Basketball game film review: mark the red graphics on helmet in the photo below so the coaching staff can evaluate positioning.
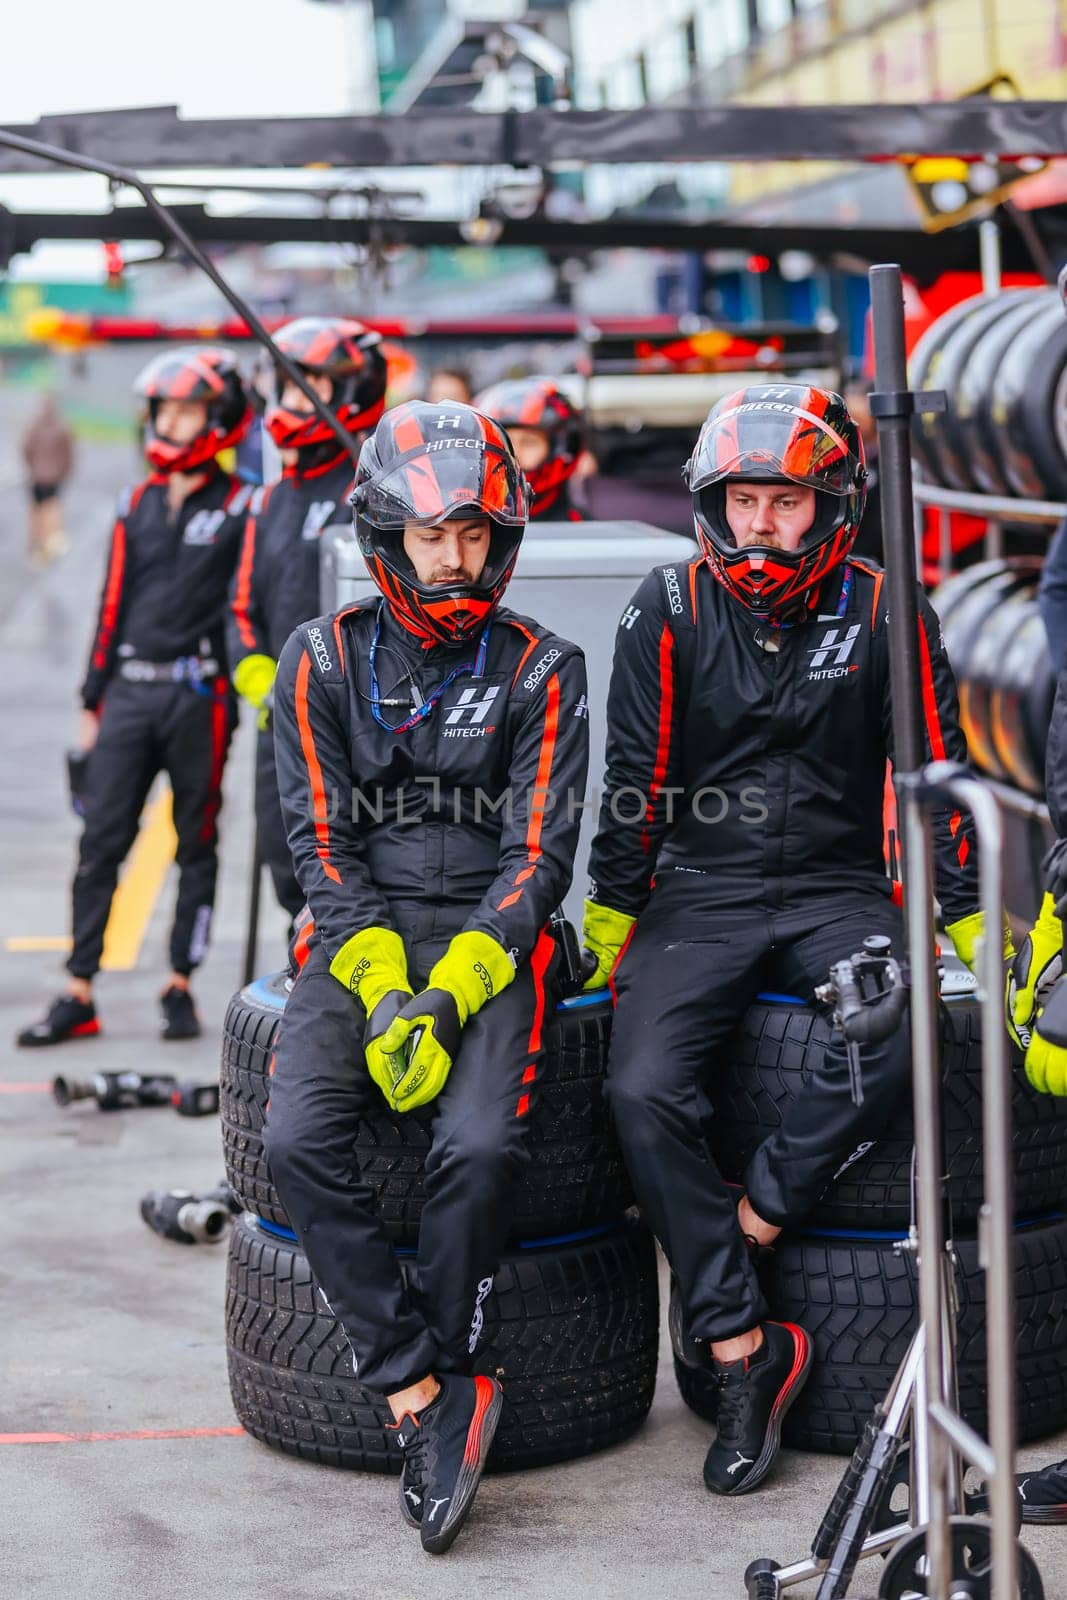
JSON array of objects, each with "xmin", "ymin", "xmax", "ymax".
[
  {"xmin": 351, "ymin": 401, "xmax": 528, "ymax": 645},
  {"xmin": 684, "ymin": 384, "xmax": 867, "ymax": 619},
  {"xmin": 265, "ymin": 316, "xmax": 388, "ymax": 451},
  {"xmin": 474, "ymin": 377, "xmax": 583, "ymax": 515},
  {"xmin": 136, "ymin": 346, "xmax": 250, "ymax": 475}
]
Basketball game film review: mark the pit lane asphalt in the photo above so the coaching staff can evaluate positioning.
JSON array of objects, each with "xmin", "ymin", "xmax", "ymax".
[{"xmin": 2, "ymin": 428, "xmax": 1066, "ymax": 1600}]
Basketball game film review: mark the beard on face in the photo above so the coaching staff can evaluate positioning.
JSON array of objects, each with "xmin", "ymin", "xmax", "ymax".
[
  {"xmin": 427, "ymin": 566, "xmax": 478, "ymax": 584},
  {"xmin": 735, "ymin": 531, "xmax": 793, "ymax": 550}
]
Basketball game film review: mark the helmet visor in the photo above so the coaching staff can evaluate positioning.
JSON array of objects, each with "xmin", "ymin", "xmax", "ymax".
[
  {"xmin": 687, "ymin": 400, "xmax": 859, "ymax": 497},
  {"xmin": 358, "ymin": 441, "xmax": 528, "ymax": 528}
]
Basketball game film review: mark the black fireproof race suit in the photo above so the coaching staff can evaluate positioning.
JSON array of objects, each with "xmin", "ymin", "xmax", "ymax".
[
  {"xmin": 588, "ymin": 552, "xmax": 980, "ymax": 1343},
  {"xmin": 264, "ymin": 599, "xmax": 588, "ymax": 1392},
  {"xmin": 70, "ymin": 470, "xmax": 249, "ymax": 980},
  {"xmin": 228, "ymin": 452, "xmax": 355, "ymax": 918}
]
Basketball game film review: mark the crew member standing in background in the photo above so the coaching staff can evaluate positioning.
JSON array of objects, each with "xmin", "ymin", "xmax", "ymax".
[
  {"xmin": 475, "ymin": 377, "xmax": 589, "ymax": 522},
  {"xmin": 228, "ymin": 316, "xmax": 388, "ymax": 924},
  {"xmin": 17, "ymin": 347, "xmax": 251, "ymax": 1047}
]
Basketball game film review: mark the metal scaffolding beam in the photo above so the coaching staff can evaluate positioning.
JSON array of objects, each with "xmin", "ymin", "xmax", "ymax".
[
  {"xmin": 2, "ymin": 100, "xmax": 1067, "ymax": 171},
  {"xmin": 0, "ymin": 203, "xmax": 1042, "ymax": 283}
]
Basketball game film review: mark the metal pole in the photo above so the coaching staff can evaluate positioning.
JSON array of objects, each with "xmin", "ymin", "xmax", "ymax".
[
  {"xmin": 951, "ymin": 772, "xmax": 1017, "ymax": 1600},
  {"xmin": 868, "ymin": 262, "xmax": 952, "ymax": 1599},
  {"xmin": 980, "ymin": 219, "xmax": 1002, "ymax": 296}
]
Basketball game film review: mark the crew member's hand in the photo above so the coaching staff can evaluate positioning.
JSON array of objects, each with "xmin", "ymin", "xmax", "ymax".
[
  {"xmin": 580, "ymin": 898, "xmax": 637, "ymax": 990},
  {"xmin": 1025, "ymin": 976, "xmax": 1067, "ymax": 1096},
  {"xmin": 329, "ymin": 927, "xmax": 414, "ymax": 1104},
  {"xmin": 1044, "ymin": 837, "xmax": 1067, "ymax": 920},
  {"xmin": 1006, "ymin": 893, "xmax": 1063, "ymax": 1051},
  {"xmin": 232, "ymin": 652, "xmax": 278, "ymax": 731},
  {"xmin": 944, "ymin": 909, "xmax": 1014, "ymax": 975},
  {"xmin": 78, "ymin": 708, "xmax": 100, "ymax": 752},
  {"xmin": 379, "ymin": 931, "xmax": 516, "ymax": 1112},
  {"xmin": 363, "ymin": 990, "xmax": 416, "ymax": 1105}
]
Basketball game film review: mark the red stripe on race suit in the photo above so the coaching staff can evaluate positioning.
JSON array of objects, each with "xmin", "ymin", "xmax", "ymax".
[
  {"xmin": 295, "ymin": 651, "xmax": 341, "ymax": 884},
  {"xmin": 641, "ymin": 624, "xmax": 675, "ymax": 855}
]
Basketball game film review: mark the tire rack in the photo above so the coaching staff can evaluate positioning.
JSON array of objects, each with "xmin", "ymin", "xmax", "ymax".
[{"xmin": 914, "ymin": 478, "xmax": 1059, "ymax": 839}]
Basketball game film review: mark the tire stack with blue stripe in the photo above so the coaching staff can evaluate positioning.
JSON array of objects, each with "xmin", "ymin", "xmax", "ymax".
[
  {"xmin": 673, "ymin": 959, "xmax": 1067, "ymax": 1455},
  {"xmin": 220, "ymin": 972, "xmax": 659, "ymax": 1473}
]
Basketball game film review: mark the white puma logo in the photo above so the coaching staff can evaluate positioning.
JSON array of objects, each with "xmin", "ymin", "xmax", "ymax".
[
  {"xmin": 428, "ymin": 1495, "xmax": 450, "ymax": 1521},
  {"xmin": 404, "ymin": 1486, "xmax": 422, "ymax": 1507},
  {"xmin": 727, "ymin": 1452, "xmax": 755, "ymax": 1475}
]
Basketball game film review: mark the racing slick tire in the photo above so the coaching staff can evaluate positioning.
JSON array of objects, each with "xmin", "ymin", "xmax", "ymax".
[
  {"xmin": 226, "ymin": 1211, "xmax": 659, "ymax": 1473},
  {"xmin": 990, "ymin": 603, "xmax": 1056, "ymax": 795},
  {"xmin": 957, "ymin": 588, "xmax": 1036, "ymax": 783},
  {"xmin": 923, "ymin": 291, "xmax": 1037, "ymax": 492},
  {"xmin": 673, "ymin": 1213, "xmax": 1067, "ymax": 1455},
  {"xmin": 219, "ymin": 973, "xmax": 631, "ymax": 1244},
  {"xmin": 934, "ymin": 560, "xmax": 1043, "ymax": 695},
  {"xmin": 990, "ymin": 294, "xmax": 1067, "ymax": 500},
  {"xmin": 909, "ymin": 294, "xmax": 991, "ymax": 486},
  {"xmin": 710, "ymin": 989, "xmax": 1067, "ymax": 1229},
  {"xmin": 955, "ymin": 295, "xmax": 1051, "ymax": 496}
]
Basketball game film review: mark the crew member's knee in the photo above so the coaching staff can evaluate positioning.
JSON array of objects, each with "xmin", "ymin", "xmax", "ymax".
[
  {"xmin": 603, "ymin": 1060, "xmax": 670, "ymax": 1152},
  {"xmin": 261, "ymin": 1096, "xmax": 314, "ymax": 1189},
  {"xmin": 428, "ymin": 1108, "xmax": 525, "ymax": 1200}
]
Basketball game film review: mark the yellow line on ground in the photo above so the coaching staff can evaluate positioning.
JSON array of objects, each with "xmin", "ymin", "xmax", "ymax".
[
  {"xmin": 5, "ymin": 936, "xmax": 72, "ymax": 952},
  {"xmin": 100, "ymin": 788, "xmax": 177, "ymax": 972}
]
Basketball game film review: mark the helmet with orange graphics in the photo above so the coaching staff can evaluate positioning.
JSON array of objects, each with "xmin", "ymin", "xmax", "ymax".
[
  {"xmin": 350, "ymin": 400, "xmax": 529, "ymax": 645},
  {"xmin": 683, "ymin": 383, "xmax": 867, "ymax": 619}
]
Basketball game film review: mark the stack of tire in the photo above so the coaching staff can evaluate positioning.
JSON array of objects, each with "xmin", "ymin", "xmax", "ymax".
[
  {"xmin": 909, "ymin": 287, "xmax": 1067, "ymax": 500},
  {"xmin": 220, "ymin": 972, "xmax": 659, "ymax": 1475},
  {"xmin": 928, "ymin": 558, "xmax": 1054, "ymax": 797},
  {"xmin": 673, "ymin": 964, "xmax": 1067, "ymax": 1454}
]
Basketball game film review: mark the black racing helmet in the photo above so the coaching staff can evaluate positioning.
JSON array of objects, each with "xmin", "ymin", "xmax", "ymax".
[{"xmin": 350, "ymin": 400, "xmax": 529, "ymax": 645}]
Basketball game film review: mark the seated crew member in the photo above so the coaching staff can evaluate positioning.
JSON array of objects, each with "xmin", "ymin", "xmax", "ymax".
[
  {"xmin": 581, "ymin": 383, "xmax": 983, "ymax": 1496},
  {"xmin": 988, "ymin": 652, "xmax": 1067, "ymax": 1521},
  {"xmin": 228, "ymin": 316, "xmax": 387, "ymax": 922},
  {"xmin": 263, "ymin": 400, "xmax": 588, "ymax": 1555},
  {"xmin": 18, "ymin": 348, "xmax": 252, "ymax": 1046},
  {"xmin": 475, "ymin": 377, "xmax": 588, "ymax": 522}
]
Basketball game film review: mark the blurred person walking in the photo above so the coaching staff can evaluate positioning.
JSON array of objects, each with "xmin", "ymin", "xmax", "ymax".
[
  {"xmin": 21, "ymin": 393, "xmax": 75, "ymax": 567},
  {"xmin": 17, "ymin": 348, "xmax": 252, "ymax": 1048}
]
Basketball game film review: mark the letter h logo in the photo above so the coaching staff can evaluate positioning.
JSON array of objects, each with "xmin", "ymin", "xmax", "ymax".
[
  {"xmin": 808, "ymin": 623, "xmax": 861, "ymax": 670},
  {"xmin": 444, "ymin": 685, "xmax": 500, "ymax": 725}
]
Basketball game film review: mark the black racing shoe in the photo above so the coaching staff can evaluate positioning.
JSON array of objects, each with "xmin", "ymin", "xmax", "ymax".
[
  {"xmin": 703, "ymin": 1321, "xmax": 813, "ymax": 1496},
  {"xmin": 394, "ymin": 1374, "xmax": 503, "ymax": 1555},
  {"xmin": 969, "ymin": 1459, "xmax": 1067, "ymax": 1525},
  {"xmin": 389, "ymin": 1414, "xmax": 428, "ymax": 1529},
  {"xmin": 16, "ymin": 993, "xmax": 99, "ymax": 1048},
  {"xmin": 160, "ymin": 986, "xmax": 201, "ymax": 1041}
]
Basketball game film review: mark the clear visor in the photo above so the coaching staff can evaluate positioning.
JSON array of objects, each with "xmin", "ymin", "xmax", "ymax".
[
  {"xmin": 358, "ymin": 442, "xmax": 528, "ymax": 528},
  {"xmin": 688, "ymin": 403, "xmax": 858, "ymax": 497}
]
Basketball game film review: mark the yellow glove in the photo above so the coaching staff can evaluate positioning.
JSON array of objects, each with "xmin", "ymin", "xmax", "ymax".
[
  {"xmin": 329, "ymin": 927, "xmax": 414, "ymax": 1105},
  {"xmin": 944, "ymin": 910, "xmax": 1013, "ymax": 974},
  {"xmin": 1024, "ymin": 975, "xmax": 1067, "ymax": 1096},
  {"xmin": 581, "ymin": 898, "xmax": 637, "ymax": 990},
  {"xmin": 377, "ymin": 931, "xmax": 516, "ymax": 1113},
  {"xmin": 1006, "ymin": 893, "xmax": 1064, "ymax": 1052},
  {"xmin": 233, "ymin": 652, "xmax": 277, "ymax": 731}
]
